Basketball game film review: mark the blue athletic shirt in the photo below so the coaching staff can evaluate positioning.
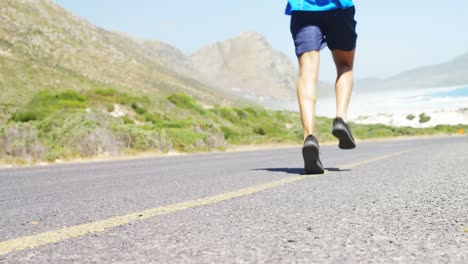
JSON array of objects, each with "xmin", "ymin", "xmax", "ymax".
[{"xmin": 285, "ymin": 0, "xmax": 354, "ymax": 15}]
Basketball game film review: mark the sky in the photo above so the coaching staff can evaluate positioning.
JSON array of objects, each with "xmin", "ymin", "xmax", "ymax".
[{"xmin": 56, "ymin": 0, "xmax": 468, "ymax": 83}]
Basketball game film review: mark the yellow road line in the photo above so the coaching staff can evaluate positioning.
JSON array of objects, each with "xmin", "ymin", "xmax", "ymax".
[
  {"xmin": 0, "ymin": 150, "xmax": 411, "ymax": 256},
  {"xmin": 0, "ymin": 176, "xmax": 309, "ymax": 255}
]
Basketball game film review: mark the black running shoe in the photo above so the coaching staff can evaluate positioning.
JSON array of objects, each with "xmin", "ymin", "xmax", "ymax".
[
  {"xmin": 302, "ymin": 135, "xmax": 325, "ymax": 175},
  {"xmin": 332, "ymin": 117, "xmax": 356, "ymax": 149}
]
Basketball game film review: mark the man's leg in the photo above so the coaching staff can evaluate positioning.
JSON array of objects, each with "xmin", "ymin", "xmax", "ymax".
[
  {"xmin": 298, "ymin": 50, "xmax": 324, "ymax": 174},
  {"xmin": 297, "ymin": 50, "xmax": 320, "ymax": 140},
  {"xmin": 331, "ymin": 49, "xmax": 356, "ymax": 149},
  {"xmin": 332, "ymin": 49, "xmax": 355, "ymax": 121}
]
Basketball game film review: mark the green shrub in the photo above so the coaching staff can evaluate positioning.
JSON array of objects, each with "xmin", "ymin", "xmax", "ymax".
[
  {"xmin": 57, "ymin": 90, "xmax": 86, "ymax": 102},
  {"xmin": 220, "ymin": 126, "xmax": 239, "ymax": 140},
  {"xmin": 243, "ymin": 107, "xmax": 267, "ymax": 118},
  {"xmin": 115, "ymin": 126, "xmax": 165, "ymax": 152},
  {"xmin": 367, "ymin": 128, "xmax": 394, "ymax": 138},
  {"xmin": 121, "ymin": 116, "xmax": 134, "ymax": 125},
  {"xmin": 143, "ymin": 112, "xmax": 163, "ymax": 124},
  {"xmin": 419, "ymin": 113, "xmax": 431, "ymax": 123},
  {"xmin": 86, "ymin": 88, "xmax": 118, "ymax": 105},
  {"xmin": 406, "ymin": 114, "xmax": 415, "ymax": 121},
  {"xmin": 117, "ymin": 93, "xmax": 151, "ymax": 115},
  {"xmin": 432, "ymin": 125, "xmax": 457, "ymax": 134},
  {"xmin": 0, "ymin": 123, "xmax": 45, "ymax": 160},
  {"xmin": 234, "ymin": 108, "xmax": 248, "ymax": 120},
  {"xmin": 274, "ymin": 111, "xmax": 289, "ymax": 123},
  {"xmin": 137, "ymin": 124, "xmax": 156, "ymax": 131},
  {"xmin": 11, "ymin": 90, "xmax": 87, "ymax": 122},
  {"xmin": 254, "ymin": 121, "xmax": 286, "ymax": 136},
  {"xmin": 106, "ymin": 104, "xmax": 115, "ymax": 112},
  {"xmin": 141, "ymin": 112, "xmax": 192, "ymax": 129},
  {"xmin": 38, "ymin": 110, "xmax": 126, "ymax": 157},
  {"xmin": 43, "ymin": 151, "xmax": 61, "ymax": 162},
  {"xmin": 158, "ymin": 120, "xmax": 192, "ymax": 129},
  {"xmin": 164, "ymin": 128, "xmax": 204, "ymax": 152},
  {"xmin": 12, "ymin": 111, "xmax": 39, "ymax": 122},
  {"xmin": 131, "ymin": 101, "xmax": 146, "ymax": 115},
  {"xmin": 212, "ymin": 107, "xmax": 239, "ymax": 123},
  {"xmin": 168, "ymin": 93, "xmax": 205, "ymax": 114},
  {"xmin": 94, "ymin": 88, "xmax": 117, "ymax": 97},
  {"xmin": 393, "ymin": 126, "xmax": 417, "ymax": 135},
  {"xmin": 253, "ymin": 127, "xmax": 266, "ymax": 136}
]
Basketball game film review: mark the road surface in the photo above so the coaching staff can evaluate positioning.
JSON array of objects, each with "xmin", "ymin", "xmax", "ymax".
[{"xmin": 0, "ymin": 136, "xmax": 467, "ymax": 263}]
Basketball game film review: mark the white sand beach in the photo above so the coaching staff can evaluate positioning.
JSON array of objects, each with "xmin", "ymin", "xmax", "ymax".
[{"xmin": 351, "ymin": 108, "xmax": 468, "ymax": 128}]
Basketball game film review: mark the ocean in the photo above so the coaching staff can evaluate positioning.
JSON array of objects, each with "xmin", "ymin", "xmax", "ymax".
[
  {"xmin": 279, "ymin": 85, "xmax": 468, "ymax": 117},
  {"xmin": 348, "ymin": 85, "xmax": 468, "ymax": 117},
  {"xmin": 429, "ymin": 86, "xmax": 468, "ymax": 98}
]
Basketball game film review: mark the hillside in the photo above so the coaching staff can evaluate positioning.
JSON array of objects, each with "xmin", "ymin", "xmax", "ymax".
[
  {"xmin": 0, "ymin": 0, "xmax": 335, "ymax": 113},
  {"xmin": 0, "ymin": 0, "xmax": 237, "ymax": 109},
  {"xmin": 355, "ymin": 51, "xmax": 468, "ymax": 91}
]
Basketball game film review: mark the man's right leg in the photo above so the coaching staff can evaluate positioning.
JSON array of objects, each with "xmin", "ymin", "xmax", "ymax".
[{"xmin": 297, "ymin": 50, "xmax": 320, "ymax": 140}]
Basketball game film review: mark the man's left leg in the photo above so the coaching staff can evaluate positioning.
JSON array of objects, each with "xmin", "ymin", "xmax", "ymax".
[
  {"xmin": 332, "ymin": 49, "xmax": 356, "ymax": 149},
  {"xmin": 333, "ymin": 49, "xmax": 355, "ymax": 121}
]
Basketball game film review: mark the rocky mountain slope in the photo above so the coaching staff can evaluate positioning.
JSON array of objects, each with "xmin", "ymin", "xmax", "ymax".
[
  {"xmin": 191, "ymin": 32, "xmax": 332, "ymax": 104},
  {"xmin": 191, "ymin": 32, "xmax": 297, "ymax": 100}
]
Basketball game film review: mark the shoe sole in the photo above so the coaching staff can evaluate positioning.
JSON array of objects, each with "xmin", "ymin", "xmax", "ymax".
[
  {"xmin": 302, "ymin": 144, "xmax": 324, "ymax": 174},
  {"xmin": 332, "ymin": 124, "xmax": 356, "ymax": 150}
]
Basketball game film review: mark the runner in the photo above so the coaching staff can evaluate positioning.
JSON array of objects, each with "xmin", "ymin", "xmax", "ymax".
[{"xmin": 286, "ymin": 0, "xmax": 357, "ymax": 174}]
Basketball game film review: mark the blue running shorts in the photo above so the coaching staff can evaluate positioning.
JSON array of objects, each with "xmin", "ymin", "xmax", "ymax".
[{"xmin": 290, "ymin": 7, "xmax": 357, "ymax": 56}]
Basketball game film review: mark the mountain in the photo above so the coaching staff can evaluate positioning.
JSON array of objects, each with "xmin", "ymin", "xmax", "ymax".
[
  {"xmin": 356, "ymin": 52, "xmax": 468, "ymax": 92},
  {"xmin": 190, "ymin": 32, "xmax": 332, "ymax": 106},
  {"xmin": 0, "ymin": 0, "xmax": 333, "ymax": 112},
  {"xmin": 191, "ymin": 32, "xmax": 297, "ymax": 100},
  {"xmin": 0, "ymin": 0, "xmax": 236, "ymax": 107}
]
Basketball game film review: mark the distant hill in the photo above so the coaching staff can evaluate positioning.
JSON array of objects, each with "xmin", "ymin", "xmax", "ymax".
[
  {"xmin": 191, "ymin": 32, "xmax": 297, "ymax": 100},
  {"xmin": 191, "ymin": 31, "xmax": 332, "ymax": 105},
  {"xmin": 355, "ymin": 52, "xmax": 468, "ymax": 92}
]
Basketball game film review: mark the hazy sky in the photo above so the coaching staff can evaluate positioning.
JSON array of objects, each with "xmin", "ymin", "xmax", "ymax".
[{"xmin": 56, "ymin": 0, "xmax": 468, "ymax": 82}]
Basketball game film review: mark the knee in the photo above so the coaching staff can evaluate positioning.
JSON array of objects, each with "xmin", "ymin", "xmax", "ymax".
[{"xmin": 337, "ymin": 64, "xmax": 353, "ymax": 76}]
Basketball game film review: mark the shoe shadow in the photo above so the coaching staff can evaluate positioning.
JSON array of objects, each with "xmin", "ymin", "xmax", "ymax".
[
  {"xmin": 253, "ymin": 168, "xmax": 304, "ymax": 175},
  {"xmin": 325, "ymin": 167, "xmax": 351, "ymax": 172},
  {"xmin": 253, "ymin": 167, "xmax": 351, "ymax": 175}
]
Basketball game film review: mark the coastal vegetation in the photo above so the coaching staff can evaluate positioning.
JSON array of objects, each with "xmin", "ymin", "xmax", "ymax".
[{"xmin": 1, "ymin": 89, "xmax": 466, "ymax": 165}]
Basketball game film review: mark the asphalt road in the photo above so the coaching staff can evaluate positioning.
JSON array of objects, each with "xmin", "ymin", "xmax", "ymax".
[{"xmin": 0, "ymin": 136, "xmax": 467, "ymax": 263}]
